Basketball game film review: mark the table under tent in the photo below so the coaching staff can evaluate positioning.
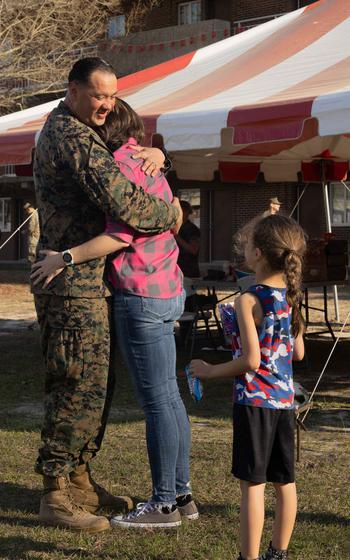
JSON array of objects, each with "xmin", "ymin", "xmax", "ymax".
[{"xmin": 0, "ymin": 0, "xmax": 349, "ymax": 429}]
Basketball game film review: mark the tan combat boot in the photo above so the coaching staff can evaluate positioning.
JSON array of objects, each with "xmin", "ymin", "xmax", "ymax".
[
  {"xmin": 70, "ymin": 463, "xmax": 133, "ymax": 513},
  {"xmin": 40, "ymin": 475, "xmax": 110, "ymax": 533}
]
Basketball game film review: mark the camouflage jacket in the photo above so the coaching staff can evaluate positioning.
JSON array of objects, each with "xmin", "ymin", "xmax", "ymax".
[{"xmin": 32, "ymin": 102, "xmax": 178, "ymax": 298}]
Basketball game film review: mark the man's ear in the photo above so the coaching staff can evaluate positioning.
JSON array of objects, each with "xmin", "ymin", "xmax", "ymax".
[{"xmin": 68, "ymin": 81, "xmax": 79, "ymax": 101}]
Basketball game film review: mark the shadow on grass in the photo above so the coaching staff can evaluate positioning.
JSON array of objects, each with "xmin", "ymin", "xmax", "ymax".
[
  {"xmin": 311, "ymin": 394, "xmax": 350, "ymax": 405},
  {"xmin": 0, "ymin": 515, "xmax": 41, "ymax": 530},
  {"xmin": 0, "ymin": 482, "xmax": 40, "ymax": 514},
  {"xmin": 0, "ymin": 318, "xmax": 37, "ymax": 330},
  {"xmin": 265, "ymin": 508, "xmax": 350, "ymax": 527},
  {"xmin": 295, "ymin": 509, "xmax": 350, "ymax": 526},
  {"xmin": 199, "ymin": 503, "xmax": 350, "ymax": 527},
  {"xmin": 198, "ymin": 503, "xmax": 239, "ymax": 517},
  {"xmin": 0, "ymin": 535, "xmax": 99, "ymax": 559},
  {"xmin": 1, "ymin": 328, "xmax": 350, "ymax": 432}
]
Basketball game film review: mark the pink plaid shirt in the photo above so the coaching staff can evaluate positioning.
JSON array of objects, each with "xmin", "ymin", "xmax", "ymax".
[{"xmin": 105, "ymin": 138, "xmax": 183, "ymax": 298}]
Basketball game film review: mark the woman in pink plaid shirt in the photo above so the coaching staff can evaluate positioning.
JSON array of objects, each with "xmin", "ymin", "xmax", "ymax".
[{"xmin": 31, "ymin": 99, "xmax": 198, "ymax": 529}]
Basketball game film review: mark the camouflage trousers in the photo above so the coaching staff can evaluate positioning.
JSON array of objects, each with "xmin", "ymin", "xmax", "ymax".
[{"xmin": 34, "ymin": 295, "xmax": 115, "ymax": 477}]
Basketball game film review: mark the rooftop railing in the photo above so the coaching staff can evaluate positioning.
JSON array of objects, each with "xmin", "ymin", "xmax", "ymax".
[{"xmin": 233, "ymin": 13, "xmax": 287, "ymax": 34}]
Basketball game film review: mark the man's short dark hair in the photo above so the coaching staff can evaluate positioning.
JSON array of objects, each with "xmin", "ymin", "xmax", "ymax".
[{"xmin": 68, "ymin": 57, "xmax": 117, "ymax": 84}]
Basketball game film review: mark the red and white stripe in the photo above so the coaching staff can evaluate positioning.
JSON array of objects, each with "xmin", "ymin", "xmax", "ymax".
[{"xmin": 0, "ymin": 0, "xmax": 349, "ymax": 181}]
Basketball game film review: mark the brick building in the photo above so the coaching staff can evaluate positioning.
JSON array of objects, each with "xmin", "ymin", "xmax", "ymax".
[
  {"xmin": 101, "ymin": 1, "xmax": 315, "ymax": 77},
  {"xmin": 142, "ymin": 0, "xmax": 312, "ymax": 31},
  {"xmin": 103, "ymin": 0, "xmax": 346, "ymax": 265},
  {"xmin": 1, "ymin": 0, "xmax": 348, "ymax": 263},
  {"xmin": 97, "ymin": 0, "xmax": 343, "ymax": 266}
]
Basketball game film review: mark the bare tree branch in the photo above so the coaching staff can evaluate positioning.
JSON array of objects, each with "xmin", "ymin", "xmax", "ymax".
[{"xmin": 0, "ymin": 0, "xmax": 162, "ymax": 115}]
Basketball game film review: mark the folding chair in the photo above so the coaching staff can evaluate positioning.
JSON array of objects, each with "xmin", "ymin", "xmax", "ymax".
[{"xmin": 178, "ymin": 293, "xmax": 220, "ymax": 357}]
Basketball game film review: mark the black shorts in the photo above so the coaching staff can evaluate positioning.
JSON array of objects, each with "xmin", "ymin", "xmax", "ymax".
[{"xmin": 232, "ymin": 404, "xmax": 295, "ymax": 484}]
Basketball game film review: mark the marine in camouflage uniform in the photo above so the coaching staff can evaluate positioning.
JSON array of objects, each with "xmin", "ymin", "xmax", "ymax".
[{"xmin": 32, "ymin": 101, "xmax": 178, "ymax": 479}]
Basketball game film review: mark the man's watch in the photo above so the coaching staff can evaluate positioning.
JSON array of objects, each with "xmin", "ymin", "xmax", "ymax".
[
  {"xmin": 62, "ymin": 249, "xmax": 74, "ymax": 266},
  {"xmin": 159, "ymin": 147, "xmax": 172, "ymax": 174}
]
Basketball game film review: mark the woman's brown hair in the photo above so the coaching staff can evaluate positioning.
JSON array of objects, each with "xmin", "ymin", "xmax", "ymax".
[
  {"xmin": 252, "ymin": 215, "xmax": 307, "ymax": 337},
  {"xmin": 100, "ymin": 98, "xmax": 145, "ymax": 151}
]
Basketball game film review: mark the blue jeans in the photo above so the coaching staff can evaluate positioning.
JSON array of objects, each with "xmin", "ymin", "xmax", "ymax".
[{"xmin": 113, "ymin": 289, "xmax": 191, "ymax": 505}]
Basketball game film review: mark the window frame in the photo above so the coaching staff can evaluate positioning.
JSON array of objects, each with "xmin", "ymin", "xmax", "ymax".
[
  {"xmin": 0, "ymin": 197, "xmax": 12, "ymax": 233},
  {"xmin": 178, "ymin": 1, "xmax": 202, "ymax": 26},
  {"xmin": 107, "ymin": 14, "xmax": 126, "ymax": 38},
  {"xmin": 329, "ymin": 182, "xmax": 350, "ymax": 227}
]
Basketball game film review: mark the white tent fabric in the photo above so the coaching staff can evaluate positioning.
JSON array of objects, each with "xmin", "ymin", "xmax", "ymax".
[{"xmin": 0, "ymin": 0, "xmax": 349, "ymax": 182}]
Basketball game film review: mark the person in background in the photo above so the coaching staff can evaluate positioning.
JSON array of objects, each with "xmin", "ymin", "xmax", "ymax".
[
  {"xmin": 174, "ymin": 200, "xmax": 201, "ymax": 341},
  {"xmin": 232, "ymin": 198, "xmax": 282, "ymax": 276},
  {"xmin": 190, "ymin": 214, "xmax": 306, "ymax": 560},
  {"xmin": 175, "ymin": 200, "xmax": 200, "ymax": 279},
  {"xmin": 262, "ymin": 197, "xmax": 282, "ymax": 218},
  {"xmin": 23, "ymin": 202, "xmax": 40, "ymax": 263}
]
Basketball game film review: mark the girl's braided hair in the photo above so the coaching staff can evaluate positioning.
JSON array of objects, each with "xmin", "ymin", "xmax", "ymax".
[{"xmin": 252, "ymin": 214, "xmax": 307, "ymax": 337}]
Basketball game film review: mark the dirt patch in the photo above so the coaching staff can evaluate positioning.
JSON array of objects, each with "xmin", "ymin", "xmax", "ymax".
[{"xmin": 0, "ymin": 273, "xmax": 36, "ymax": 322}]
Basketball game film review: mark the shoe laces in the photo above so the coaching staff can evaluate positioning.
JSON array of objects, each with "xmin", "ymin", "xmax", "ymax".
[
  {"xmin": 124, "ymin": 501, "xmax": 158, "ymax": 520},
  {"xmin": 68, "ymin": 494, "xmax": 88, "ymax": 514},
  {"xmin": 64, "ymin": 485, "xmax": 88, "ymax": 514},
  {"xmin": 56, "ymin": 486, "xmax": 88, "ymax": 515}
]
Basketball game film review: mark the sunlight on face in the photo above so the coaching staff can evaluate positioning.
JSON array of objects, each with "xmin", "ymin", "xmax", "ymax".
[{"xmin": 71, "ymin": 70, "xmax": 118, "ymax": 127}]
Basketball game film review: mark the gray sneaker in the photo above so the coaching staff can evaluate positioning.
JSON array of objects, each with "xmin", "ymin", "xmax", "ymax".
[
  {"xmin": 176, "ymin": 495, "xmax": 199, "ymax": 520},
  {"xmin": 110, "ymin": 501, "xmax": 182, "ymax": 529}
]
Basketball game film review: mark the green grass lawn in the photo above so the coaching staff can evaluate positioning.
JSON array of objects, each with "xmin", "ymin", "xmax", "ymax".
[{"xmin": 0, "ymin": 326, "xmax": 349, "ymax": 560}]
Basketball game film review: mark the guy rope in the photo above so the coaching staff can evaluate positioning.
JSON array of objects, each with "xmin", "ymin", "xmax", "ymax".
[{"xmin": 0, "ymin": 209, "xmax": 38, "ymax": 253}]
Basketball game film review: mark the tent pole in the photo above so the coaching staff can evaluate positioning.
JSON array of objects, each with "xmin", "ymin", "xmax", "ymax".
[
  {"xmin": 322, "ymin": 180, "xmax": 340, "ymax": 322},
  {"xmin": 209, "ymin": 190, "xmax": 212, "ymax": 263}
]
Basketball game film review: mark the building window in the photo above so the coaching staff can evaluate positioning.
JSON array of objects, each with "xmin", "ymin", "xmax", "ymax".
[
  {"xmin": 178, "ymin": 1, "xmax": 202, "ymax": 26},
  {"xmin": 107, "ymin": 14, "xmax": 126, "ymax": 38},
  {"xmin": 0, "ymin": 198, "xmax": 11, "ymax": 232},
  {"xmin": 330, "ymin": 182, "xmax": 350, "ymax": 226}
]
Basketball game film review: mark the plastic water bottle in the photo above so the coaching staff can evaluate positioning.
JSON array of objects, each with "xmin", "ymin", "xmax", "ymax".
[{"xmin": 184, "ymin": 365, "xmax": 203, "ymax": 402}]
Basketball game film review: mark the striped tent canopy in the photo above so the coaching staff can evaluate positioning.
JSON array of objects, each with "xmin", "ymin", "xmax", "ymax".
[{"xmin": 0, "ymin": 0, "xmax": 349, "ymax": 183}]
